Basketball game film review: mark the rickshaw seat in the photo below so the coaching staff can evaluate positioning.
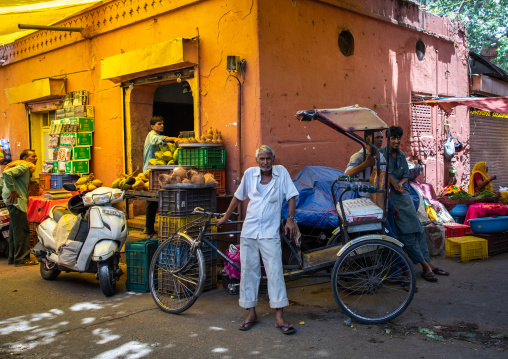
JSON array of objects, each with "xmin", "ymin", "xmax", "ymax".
[{"xmin": 337, "ymin": 197, "xmax": 383, "ymax": 233}]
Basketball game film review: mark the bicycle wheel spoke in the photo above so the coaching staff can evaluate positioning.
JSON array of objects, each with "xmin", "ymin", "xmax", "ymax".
[
  {"xmin": 149, "ymin": 234, "xmax": 205, "ymax": 314},
  {"xmin": 332, "ymin": 240, "xmax": 415, "ymax": 324}
]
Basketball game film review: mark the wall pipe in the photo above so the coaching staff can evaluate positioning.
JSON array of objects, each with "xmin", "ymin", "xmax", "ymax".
[
  {"xmin": 229, "ymin": 74, "xmax": 243, "ymax": 220},
  {"xmin": 18, "ymin": 24, "xmax": 83, "ymax": 32}
]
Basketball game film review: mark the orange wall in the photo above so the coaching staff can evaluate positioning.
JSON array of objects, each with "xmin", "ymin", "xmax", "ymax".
[
  {"xmin": 0, "ymin": 0, "xmax": 260, "ymax": 192},
  {"xmin": 1, "ymin": 0, "xmax": 470, "ymax": 192},
  {"xmin": 256, "ymin": 0, "xmax": 470, "ymax": 189}
]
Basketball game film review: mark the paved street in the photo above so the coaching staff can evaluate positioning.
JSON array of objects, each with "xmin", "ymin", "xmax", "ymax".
[{"xmin": 1, "ymin": 253, "xmax": 507, "ymax": 358}]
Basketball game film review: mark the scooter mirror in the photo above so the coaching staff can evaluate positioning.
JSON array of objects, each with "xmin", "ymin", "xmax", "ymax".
[
  {"xmin": 124, "ymin": 177, "xmax": 136, "ymax": 186},
  {"xmin": 63, "ymin": 183, "xmax": 77, "ymax": 191}
]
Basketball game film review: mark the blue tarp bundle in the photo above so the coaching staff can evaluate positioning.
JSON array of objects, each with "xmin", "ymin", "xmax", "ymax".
[{"xmin": 282, "ymin": 166, "xmax": 357, "ymax": 229}]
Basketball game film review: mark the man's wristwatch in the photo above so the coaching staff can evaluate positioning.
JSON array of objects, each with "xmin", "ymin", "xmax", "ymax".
[{"xmin": 288, "ymin": 215, "xmax": 296, "ymax": 222}]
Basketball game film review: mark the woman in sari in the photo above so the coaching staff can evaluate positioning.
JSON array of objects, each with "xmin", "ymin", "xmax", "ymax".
[{"xmin": 468, "ymin": 161, "xmax": 496, "ymax": 196}]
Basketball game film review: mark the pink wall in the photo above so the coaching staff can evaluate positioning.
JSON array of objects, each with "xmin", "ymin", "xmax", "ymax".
[{"xmin": 255, "ymin": 0, "xmax": 469, "ymax": 190}]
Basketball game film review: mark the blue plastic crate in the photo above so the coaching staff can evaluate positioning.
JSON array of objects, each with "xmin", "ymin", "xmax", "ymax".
[
  {"xmin": 50, "ymin": 174, "xmax": 80, "ymax": 189},
  {"xmin": 125, "ymin": 238, "xmax": 159, "ymax": 292}
]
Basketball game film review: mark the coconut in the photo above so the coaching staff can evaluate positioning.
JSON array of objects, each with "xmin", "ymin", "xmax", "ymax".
[
  {"xmin": 173, "ymin": 166, "xmax": 187, "ymax": 179},
  {"xmin": 148, "ymin": 158, "xmax": 157, "ymax": 166},
  {"xmin": 158, "ymin": 173, "xmax": 172, "ymax": 185},
  {"xmin": 204, "ymin": 173, "xmax": 217, "ymax": 185},
  {"xmin": 190, "ymin": 172, "xmax": 205, "ymax": 185},
  {"xmin": 169, "ymin": 173, "xmax": 182, "ymax": 184},
  {"xmin": 182, "ymin": 178, "xmax": 191, "ymax": 184},
  {"xmin": 92, "ymin": 179, "xmax": 103, "ymax": 187},
  {"xmin": 187, "ymin": 169, "xmax": 199, "ymax": 179}
]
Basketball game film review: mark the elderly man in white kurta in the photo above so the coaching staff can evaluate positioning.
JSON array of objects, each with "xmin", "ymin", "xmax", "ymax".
[{"xmin": 216, "ymin": 145, "xmax": 299, "ymax": 335}]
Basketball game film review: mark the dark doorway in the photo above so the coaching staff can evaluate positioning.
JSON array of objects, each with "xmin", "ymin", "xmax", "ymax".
[{"xmin": 152, "ymin": 81, "xmax": 194, "ymax": 137}]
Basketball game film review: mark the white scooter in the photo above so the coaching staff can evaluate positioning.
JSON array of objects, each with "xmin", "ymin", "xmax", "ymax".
[{"xmin": 31, "ymin": 177, "xmax": 135, "ymax": 296}]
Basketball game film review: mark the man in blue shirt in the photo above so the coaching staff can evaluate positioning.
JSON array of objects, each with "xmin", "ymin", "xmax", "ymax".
[{"xmin": 143, "ymin": 116, "xmax": 177, "ymax": 236}]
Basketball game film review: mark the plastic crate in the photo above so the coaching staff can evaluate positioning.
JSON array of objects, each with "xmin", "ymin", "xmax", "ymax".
[
  {"xmin": 29, "ymin": 222, "xmax": 38, "ymax": 248},
  {"xmin": 459, "ymin": 238, "xmax": 488, "ymax": 262},
  {"xmin": 158, "ymin": 216, "xmax": 218, "ymax": 241},
  {"xmin": 443, "ymin": 223, "xmax": 471, "ymax": 239},
  {"xmin": 445, "ymin": 237, "xmax": 472, "ymax": 257},
  {"xmin": 179, "ymin": 147, "xmax": 225, "ymax": 170},
  {"xmin": 158, "ymin": 215, "xmax": 202, "ymax": 241},
  {"xmin": 50, "ymin": 174, "xmax": 80, "ymax": 189},
  {"xmin": 452, "ymin": 216, "xmax": 465, "ymax": 224},
  {"xmin": 125, "ymin": 238, "xmax": 159, "ymax": 292},
  {"xmin": 466, "ymin": 232, "xmax": 508, "ymax": 256},
  {"xmin": 203, "ymin": 264, "xmax": 218, "ymax": 292},
  {"xmin": 203, "ymin": 170, "xmax": 226, "ymax": 196},
  {"xmin": 39, "ymin": 173, "xmax": 52, "ymax": 194},
  {"xmin": 158, "ymin": 188, "xmax": 217, "ymax": 217}
]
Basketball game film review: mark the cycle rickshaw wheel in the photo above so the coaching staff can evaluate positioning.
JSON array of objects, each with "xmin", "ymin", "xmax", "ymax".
[
  {"xmin": 149, "ymin": 234, "xmax": 205, "ymax": 314},
  {"xmin": 331, "ymin": 239, "xmax": 415, "ymax": 324}
]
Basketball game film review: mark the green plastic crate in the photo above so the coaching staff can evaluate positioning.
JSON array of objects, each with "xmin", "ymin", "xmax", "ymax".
[
  {"xmin": 126, "ymin": 238, "xmax": 159, "ymax": 292},
  {"xmin": 179, "ymin": 147, "xmax": 225, "ymax": 170}
]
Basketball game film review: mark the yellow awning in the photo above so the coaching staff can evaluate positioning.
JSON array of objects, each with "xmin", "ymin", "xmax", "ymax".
[
  {"xmin": 101, "ymin": 38, "xmax": 198, "ymax": 83},
  {"xmin": 0, "ymin": 0, "xmax": 103, "ymax": 45},
  {"xmin": 4, "ymin": 78, "xmax": 66, "ymax": 104}
]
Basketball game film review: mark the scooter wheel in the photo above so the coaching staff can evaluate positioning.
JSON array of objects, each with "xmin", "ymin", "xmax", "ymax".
[{"xmin": 40, "ymin": 261, "xmax": 61, "ymax": 280}]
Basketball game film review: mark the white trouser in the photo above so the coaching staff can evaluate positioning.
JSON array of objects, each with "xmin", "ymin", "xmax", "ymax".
[{"xmin": 239, "ymin": 236, "xmax": 289, "ymax": 309}]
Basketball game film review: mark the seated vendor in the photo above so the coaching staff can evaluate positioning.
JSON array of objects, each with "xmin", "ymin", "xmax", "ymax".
[
  {"xmin": 381, "ymin": 126, "xmax": 449, "ymax": 282},
  {"xmin": 468, "ymin": 161, "xmax": 497, "ymax": 196}
]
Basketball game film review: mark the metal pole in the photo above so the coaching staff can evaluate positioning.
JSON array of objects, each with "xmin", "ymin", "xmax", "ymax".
[{"xmin": 18, "ymin": 24, "xmax": 83, "ymax": 32}]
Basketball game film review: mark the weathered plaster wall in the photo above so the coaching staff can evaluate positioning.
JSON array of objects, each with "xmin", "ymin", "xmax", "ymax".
[{"xmin": 256, "ymin": 0, "xmax": 469, "ymax": 189}]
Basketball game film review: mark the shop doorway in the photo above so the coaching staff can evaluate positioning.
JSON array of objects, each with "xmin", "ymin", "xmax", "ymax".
[
  {"xmin": 152, "ymin": 82, "xmax": 194, "ymax": 137},
  {"xmin": 29, "ymin": 110, "xmax": 55, "ymax": 177}
]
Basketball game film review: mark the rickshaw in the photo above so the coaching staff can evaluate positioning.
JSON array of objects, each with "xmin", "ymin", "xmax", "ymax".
[{"xmin": 149, "ymin": 106, "xmax": 416, "ymax": 324}]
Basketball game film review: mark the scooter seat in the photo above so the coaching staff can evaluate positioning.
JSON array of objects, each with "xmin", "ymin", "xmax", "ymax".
[{"xmin": 53, "ymin": 208, "xmax": 72, "ymax": 223}]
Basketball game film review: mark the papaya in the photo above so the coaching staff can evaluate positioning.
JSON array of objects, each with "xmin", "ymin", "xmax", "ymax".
[
  {"xmin": 162, "ymin": 151, "xmax": 173, "ymax": 162},
  {"xmin": 154, "ymin": 151, "xmax": 164, "ymax": 160}
]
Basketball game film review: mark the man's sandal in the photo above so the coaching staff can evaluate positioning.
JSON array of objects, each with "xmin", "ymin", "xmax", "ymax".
[
  {"xmin": 422, "ymin": 272, "xmax": 438, "ymax": 282},
  {"xmin": 432, "ymin": 267, "xmax": 449, "ymax": 276}
]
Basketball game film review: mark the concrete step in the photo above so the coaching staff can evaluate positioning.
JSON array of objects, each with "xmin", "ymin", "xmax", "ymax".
[{"xmin": 127, "ymin": 215, "xmax": 159, "ymax": 231}]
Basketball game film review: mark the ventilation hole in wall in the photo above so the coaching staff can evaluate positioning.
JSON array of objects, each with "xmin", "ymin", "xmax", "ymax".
[
  {"xmin": 338, "ymin": 30, "xmax": 354, "ymax": 57},
  {"xmin": 416, "ymin": 40, "xmax": 426, "ymax": 61}
]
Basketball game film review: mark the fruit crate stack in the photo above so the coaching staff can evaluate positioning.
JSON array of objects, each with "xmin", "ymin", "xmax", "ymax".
[
  {"xmin": 157, "ymin": 187, "xmax": 218, "ymax": 291},
  {"xmin": 47, "ymin": 90, "xmax": 94, "ymax": 175},
  {"xmin": 39, "ymin": 173, "xmax": 52, "ymax": 194},
  {"xmin": 125, "ymin": 238, "xmax": 159, "ymax": 292},
  {"xmin": 179, "ymin": 146, "xmax": 226, "ymax": 195}
]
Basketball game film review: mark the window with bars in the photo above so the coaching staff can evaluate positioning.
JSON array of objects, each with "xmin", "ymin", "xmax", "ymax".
[{"xmin": 411, "ymin": 93, "xmax": 432, "ymax": 135}]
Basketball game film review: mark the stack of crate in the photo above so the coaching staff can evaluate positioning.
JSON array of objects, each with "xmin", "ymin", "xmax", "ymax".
[
  {"xmin": 158, "ymin": 187, "xmax": 218, "ymax": 291},
  {"xmin": 28, "ymin": 222, "xmax": 38, "ymax": 248},
  {"xmin": 179, "ymin": 146, "xmax": 226, "ymax": 195},
  {"xmin": 445, "ymin": 236, "xmax": 488, "ymax": 262}
]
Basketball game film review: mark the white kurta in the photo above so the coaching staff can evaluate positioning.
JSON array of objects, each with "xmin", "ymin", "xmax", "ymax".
[{"xmin": 234, "ymin": 165, "xmax": 299, "ymax": 308}]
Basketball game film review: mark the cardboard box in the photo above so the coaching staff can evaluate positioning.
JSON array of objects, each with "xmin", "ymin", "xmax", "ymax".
[
  {"xmin": 65, "ymin": 106, "xmax": 74, "ymax": 114},
  {"xmin": 56, "ymin": 108, "xmax": 65, "ymax": 115},
  {"xmin": 58, "ymin": 160, "xmax": 90, "ymax": 174},
  {"xmin": 68, "ymin": 118, "xmax": 94, "ymax": 132},
  {"xmin": 86, "ymin": 106, "xmax": 94, "ymax": 118},
  {"xmin": 76, "ymin": 132, "xmax": 93, "ymax": 146},
  {"xmin": 72, "ymin": 146, "xmax": 91, "ymax": 160}
]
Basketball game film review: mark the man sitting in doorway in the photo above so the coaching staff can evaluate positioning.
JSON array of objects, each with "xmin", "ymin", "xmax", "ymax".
[{"xmin": 143, "ymin": 116, "xmax": 177, "ymax": 237}]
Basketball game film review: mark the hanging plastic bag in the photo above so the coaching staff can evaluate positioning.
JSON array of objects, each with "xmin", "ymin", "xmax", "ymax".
[
  {"xmin": 443, "ymin": 133, "xmax": 455, "ymax": 160},
  {"xmin": 424, "ymin": 199, "xmax": 439, "ymax": 221}
]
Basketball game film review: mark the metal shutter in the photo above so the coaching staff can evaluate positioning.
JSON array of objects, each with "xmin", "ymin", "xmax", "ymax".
[{"xmin": 470, "ymin": 108, "xmax": 508, "ymax": 191}]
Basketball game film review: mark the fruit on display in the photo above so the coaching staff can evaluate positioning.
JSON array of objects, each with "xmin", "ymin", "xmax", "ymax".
[
  {"xmin": 158, "ymin": 167, "xmax": 218, "ymax": 186},
  {"xmin": 174, "ymin": 127, "xmax": 224, "ymax": 145},
  {"xmin": 111, "ymin": 168, "xmax": 150, "ymax": 191},
  {"xmin": 75, "ymin": 173, "xmax": 103, "ymax": 192}
]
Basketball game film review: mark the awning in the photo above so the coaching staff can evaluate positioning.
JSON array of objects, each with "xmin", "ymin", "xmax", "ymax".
[
  {"xmin": 101, "ymin": 38, "xmax": 198, "ymax": 83},
  {"xmin": 413, "ymin": 96, "xmax": 508, "ymax": 116},
  {"xmin": 4, "ymin": 78, "xmax": 66, "ymax": 104},
  {"xmin": 0, "ymin": 0, "xmax": 102, "ymax": 45}
]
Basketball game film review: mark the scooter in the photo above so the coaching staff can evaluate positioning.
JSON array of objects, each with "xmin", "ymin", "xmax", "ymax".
[{"xmin": 31, "ymin": 177, "xmax": 136, "ymax": 296}]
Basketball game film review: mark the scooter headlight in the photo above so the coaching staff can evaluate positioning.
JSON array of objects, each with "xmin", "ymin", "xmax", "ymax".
[{"xmin": 91, "ymin": 192, "xmax": 112, "ymax": 205}]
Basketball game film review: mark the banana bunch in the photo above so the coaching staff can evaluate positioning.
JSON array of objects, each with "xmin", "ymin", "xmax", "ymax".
[
  {"xmin": 111, "ymin": 169, "xmax": 150, "ymax": 191},
  {"xmin": 75, "ymin": 173, "xmax": 103, "ymax": 191}
]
